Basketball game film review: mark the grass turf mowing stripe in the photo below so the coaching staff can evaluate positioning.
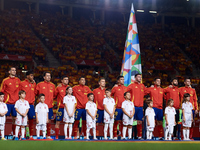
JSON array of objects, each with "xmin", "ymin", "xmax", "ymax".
[{"xmin": 1, "ymin": 141, "xmax": 200, "ymax": 150}]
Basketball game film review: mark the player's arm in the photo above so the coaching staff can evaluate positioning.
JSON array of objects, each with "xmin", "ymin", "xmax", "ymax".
[
  {"xmin": 46, "ymin": 112, "xmax": 49, "ymax": 123},
  {"xmin": 165, "ymin": 113, "xmax": 168, "ymax": 126},
  {"xmin": 193, "ymin": 90, "xmax": 198, "ymax": 113},
  {"xmin": 112, "ymin": 105, "xmax": 116, "ymax": 119},
  {"xmin": 86, "ymin": 109, "xmax": 95, "ymax": 120},
  {"xmin": 146, "ymin": 115, "xmax": 150, "ymax": 126},
  {"xmin": 131, "ymin": 106, "xmax": 135, "ymax": 118},
  {"xmin": 144, "ymin": 87, "xmax": 151, "ymax": 95},
  {"xmin": 104, "ymin": 104, "xmax": 111, "ymax": 116},
  {"xmin": 191, "ymin": 109, "xmax": 193, "ymax": 122},
  {"xmin": 15, "ymin": 108, "xmax": 22, "ymax": 116},
  {"xmin": 64, "ymin": 103, "xmax": 70, "ymax": 117},
  {"xmin": 182, "ymin": 108, "xmax": 185, "ymax": 122},
  {"xmin": 35, "ymin": 112, "xmax": 39, "ymax": 124},
  {"xmin": 0, "ymin": 79, "xmax": 6, "ymax": 92},
  {"xmin": 122, "ymin": 108, "xmax": 131, "ymax": 118}
]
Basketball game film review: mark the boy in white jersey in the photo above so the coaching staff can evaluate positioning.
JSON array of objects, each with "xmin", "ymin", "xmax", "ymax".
[
  {"xmin": 182, "ymin": 93, "xmax": 193, "ymax": 140},
  {"xmin": 145, "ymin": 100, "xmax": 155, "ymax": 140},
  {"xmin": 14, "ymin": 90, "xmax": 30, "ymax": 140},
  {"xmin": 121, "ymin": 92, "xmax": 135, "ymax": 140},
  {"xmin": 0, "ymin": 92, "xmax": 8, "ymax": 140},
  {"xmin": 85, "ymin": 93, "xmax": 97, "ymax": 140},
  {"xmin": 35, "ymin": 94, "xmax": 49, "ymax": 139},
  {"xmin": 63, "ymin": 86, "xmax": 76, "ymax": 139},
  {"xmin": 103, "ymin": 88, "xmax": 115, "ymax": 140},
  {"xmin": 165, "ymin": 99, "xmax": 176, "ymax": 140}
]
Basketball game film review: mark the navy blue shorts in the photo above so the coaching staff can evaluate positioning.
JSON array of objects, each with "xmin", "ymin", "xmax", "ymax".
[
  {"xmin": 28, "ymin": 105, "xmax": 36, "ymax": 119},
  {"xmin": 134, "ymin": 107, "xmax": 143, "ymax": 121},
  {"xmin": 49, "ymin": 108, "xmax": 54, "ymax": 120},
  {"xmin": 114, "ymin": 108, "xmax": 123, "ymax": 121},
  {"xmin": 56, "ymin": 108, "xmax": 64, "ymax": 121},
  {"xmin": 153, "ymin": 107, "xmax": 163, "ymax": 121},
  {"xmin": 96, "ymin": 109, "xmax": 104, "ymax": 123},
  {"xmin": 6, "ymin": 104, "xmax": 17, "ymax": 117},
  {"xmin": 75, "ymin": 109, "xmax": 86, "ymax": 120}
]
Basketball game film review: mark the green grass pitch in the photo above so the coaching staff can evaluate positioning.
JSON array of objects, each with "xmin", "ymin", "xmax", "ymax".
[{"xmin": 1, "ymin": 141, "xmax": 200, "ymax": 150}]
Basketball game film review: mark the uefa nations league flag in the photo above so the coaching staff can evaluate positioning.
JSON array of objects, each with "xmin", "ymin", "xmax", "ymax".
[{"xmin": 121, "ymin": 3, "xmax": 142, "ymax": 87}]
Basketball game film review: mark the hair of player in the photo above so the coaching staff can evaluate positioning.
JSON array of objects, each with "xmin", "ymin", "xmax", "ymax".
[
  {"xmin": 145, "ymin": 95, "xmax": 150, "ymax": 99},
  {"xmin": 87, "ymin": 93, "xmax": 94, "ymax": 98},
  {"xmin": 19, "ymin": 90, "xmax": 26, "ymax": 95},
  {"xmin": 0, "ymin": 92, "xmax": 4, "ymax": 96},
  {"xmin": 117, "ymin": 75, "xmax": 124, "ymax": 81},
  {"xmin": 154, "ymin": 77, "xmax": 160, "ymax": 82},
  {"xmin": 182, "ymin": 93, "xmax": 190, "ymax": 103},
  {"xmin": 61, "ymin": 76, "xmax": 68, "ymax": 80},
  {"xmin": 26, "ymin": 70, "xmax": 34, "ymax": 76},
  {"xmin": 98, "ymin": 77, "xmax": 105, "ymax": 82},
  {"xmin": 171, "ymin": 77, "xmax": 178, "ymax": 83},
  {"xmin": 65, "ymin": 86, "xmax": 72, "ymax": 95},
  {"xmin": 43, "ymin": 71, "xmax": 51, "ymax": 77},
  {"xmin": 184, "ymin": 77, "xmax": 191, "ymax": 82},
  {"xmin": 38, "ymin": 93, "xmax": 45, "ymax": 99},
  {"xmin": 135, "ymin": 73, "xmax": 141, "ymax": 78},
  {"xmin": 167, "ymin": 99, "xmax": 174, "ymax": 106},
  {"xmin": 105, "ymin": 88, "xmax": 111, "ymax": 92},
  {"xmin": 9, "ymin": 66, "xmax": 16, "ymax": 71},
  {"xmin": 79, "ymin": 76, "xmax": 85, "ymax": 81},
  {"xmin": 146, "ymin": 100, "xmax": 153, "ymax": 105},
  {"xmin": 124, "ymin": 91, "xmax": 130, "ymax": 97}
]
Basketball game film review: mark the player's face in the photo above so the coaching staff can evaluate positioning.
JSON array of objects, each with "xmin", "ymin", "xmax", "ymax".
[
  {"xmin": 184, "ymin": 79, "xmax": 191, "ymax": 86},
  {"xmin": 170, "ymin": 101, "xmax": 174, "ymax": 107},
  {"xmin": 44, "ymin": 73, "xmax": 51, "ymax": 82},
  {"xmin": 186, "ymin": 96, "xmax": 190, "ymax": 102},
  {"xmin": 154, "ymin": 79, "xmax": 161, "ymax": 86},
  {"xmin": 99, "ymin": 79, "xmax": 106, "ymax": 88},
  {"xmin": 62, "ymin": 77, "xmax": 69, "ymax": 85},
  {"xmin": 20, "ymin": 93, "xmax": 26, "ymax": 99},
  {"xmin": 9, "ymin": 68, "xmax": 16, "ymax": 76},
  {"xmin": 79, "ymin": 78, "xmax": 86, "ymax": 85},
  {"xmin": 0, "ymin": 95, "xmax": 4, "ymax": 102},
  {"xmin": 118, "ymin": 77, "xmax": 124, "ymax": 85},
  {"xmin": 88, "ymin": 95, "xmax": 94, "ymax": 101},
  {"xmin": 40, "ymin": 96, "xmax": 45, "ymax": 103},
  {"xmin": 105, "ymin": 91, "xmax": 111, "ymax": 97},
  {"xmin": 27, "ymin": 74, "xmax": 34, "ymax": 82},
  {"xmin": 67, "ymin": 87, "xmax": 73, "ymax": 95},
  {"xmin": 125, "ymin": 93, "xmax": 131, "ymax": 100},
  {"xmin": 149, "ymin": 102, "xmax": 153, "ymax": 107},
  {"xmin": 135, "ymin": 75, "xmax": 142, "ymax": 83},
  {"xmin": 172, "ymin": 79, "xmax": 178, "ymax": 86}
]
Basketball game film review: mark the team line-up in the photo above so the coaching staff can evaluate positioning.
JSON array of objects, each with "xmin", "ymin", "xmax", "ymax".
[{"xmin": 0, "ymin": 67, "xmax": 198, "ymax": 141}]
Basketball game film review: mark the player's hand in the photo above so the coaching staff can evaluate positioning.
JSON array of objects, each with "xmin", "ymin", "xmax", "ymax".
[
  {"xmin": 57, "ymin": 83, "xmax": 62, "ymax": 87},
  {"xmin": 92, "ymin": 116, "xmax": 96, "ymax": 120},
  {"xmin": 147, "ymin": 122, "xmax": 150, "ymax": 126},
  {"xmin": 150, "ymin": 85, "xmax": 154, "ymax": 87},
  {"xmin": 36, "ymin": 119, "xmax": 39, "ymax": 124},
  {"xmin": 169, "ymin": 85, "xmax": 173, "ymax": 88},
  {"xmin": 191, "ymin": 118, "xmax": 193, "ymax": 122},
  {"xmin": 174, "ymin": 122, "xmax": 176, "ymax": 125},
  {"xmin": 0, "ymin": 113, "xmax": 3, "ymax": 117},
  {"xmin": 110, "ymin": 114, "xmax": 113, "ymax": 119},
  {"xmin": 183, "ymin": 118, "xmax": 186, "ymax": 123},
  {"xmin": 166, "ymin": 122, "xmax": 168, "ymax": 126},
  {"xmin": 46, "ymin": 119, "xmax": 49, "ymax": 123},
  {"xmin": 195, "ymin": 110, "xmax": 198, "ymax": 114},
  {"xmin": 114, "ymin": 84, "xmax": 118, "ymax": 87}
]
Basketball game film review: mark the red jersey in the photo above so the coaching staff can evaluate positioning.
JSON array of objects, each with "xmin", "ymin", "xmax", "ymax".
[
  {"xmin": 36, "ymin": 81, "xmax": 55, "ymax": 108},
  {"xmin": 145, "ymin": 85, "xmax": 164, "ymax": 109},
  {"xmin": 163, "ymin": 86, "xmax": 180, "ymax": 109},
  {"xmin": 54, "ymin": 84, "xmax": 68, "ymax": 109},
  {"xmin": 179, "ymin": 86, "xmax": 198, "ymax": 110},
  {"xmin": 127, "ymin": 81, "xmax": 146, "ymax": 107},
  {"xmin": 73, "ymin": 84, "xmax": 92, "ymax": 109},
  {"xmin": 0, "ymin": 76, "xmax": 20, "ymax": 104},
  {"xmin": 93, "ymin": 87, "xmax": 106, "ymax": 110},
  {"xmin": 19, "ymin": 79, "xmax": 36, "ymax": 105},
  {"xmin": 111, "ymin": 84, "xmax": 127, "ymax": 109}
]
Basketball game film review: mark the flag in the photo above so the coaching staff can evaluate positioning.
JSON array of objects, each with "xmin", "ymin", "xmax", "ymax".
[{"xmin": 121, "ymin": 3, "xmax": 142, "ymax": 87}]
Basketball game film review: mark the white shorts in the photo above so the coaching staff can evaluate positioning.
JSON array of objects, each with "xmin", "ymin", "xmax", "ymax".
[
  {"xmin": 166, "ymin": 125, "xmax": 174, "ymax": 134},
  {"xmin": 183, "ymin": 114, "xmax": 192, "ymax": 127},
  {"xmin": 104, "ymin": 114, "xmax": 114, "ymax": 124},
  {"xmin": 0, "ymin": 124, "xmax": 5, "ymax": 130},
  {"xmin": 0, "ymin": 116, "xmax": 6, "ymax": 125},
  {"xmin": 123, "ymin": 115, "xmax": 133, "ymax": 126},
  {"xmin": 147, "ymin": 126, "xmax": 154, "ymax": 132},
  {"xmin": 87, "ymin": 121, "xmax": 96, "ymax": 129},
  {"xmin": 36, "ymin": 124, "xmax": 47, "ymax": 131},
  {"xmin": 15, "ymin": 115, "xmax": 27, "ymax": 126},
  {"xmin": 63, "ymin": 114, "xmax": 74, "ymax": 123}
]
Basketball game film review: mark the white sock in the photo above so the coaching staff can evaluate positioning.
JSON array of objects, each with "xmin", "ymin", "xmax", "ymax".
[
  {"xmin": 165, "ymin": 127, "xmax": 169, "ymax": 140},
  {"xmin": 104, "ymin": 124, "xmax": 108, "ymax": 139},
  {"xmin": 146, "ymin": 130, "xmax": 150, "ymax": 139},
  {"xmin": 93, "ymin": 127, "xmax": 96, "ymax": 139},
  {"xmin": 69, "ymin": 124, "xmax": 72, "ymax": 138},
  {"xmin": 122, "ymin": 126, "xmax": 127, "ymax": 138},
  {"xmin": 109, "ymin": 123, "xmax": 113, "ymax": 139},
  {"xmin": 169, "ymin": 134, "xmax": 172, "ymax": 140},
  {"xmin": 86, "ymin": 128, "xmax": 90, "ymax": 139},
  {"xmin": 21, "ymin": 127, "xmax": 25, "ymax": 138},
  {"xmin": 186, "ymin": 129, "xmax": 190, "ymax": 140},
  {"xmin": 183, "ymin": 129, "xmax": 186, "ymax": 140},
  {"xmin": 149, "ymin": 131, "xmax": 152, "ymax": 139},
  {"xmin": 128, "ymin": 128, "xmax": 132, "ymax": 139},
  {"xmin": 43, "ymin": 130, "xmax": 46, "ymax": 138},
  {"xmin": 15, "ymin": 126, "xmax": 20, "ymax": 137},
  {"xmin": 64, "ymin": 124, "xmax": 68, "ymax": 138},
  {"xmin": 36, "ymin": 127, "xmax": 40, "ymax": 138},
  {"xmin": 1, "ymin": 130, "xmax": 4, "ymax": 138}
]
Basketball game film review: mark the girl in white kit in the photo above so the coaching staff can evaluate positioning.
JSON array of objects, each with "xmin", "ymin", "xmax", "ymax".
[
  {"xmin": 63, "ymin": 86, "xmax": 76, "ymax": 139},
  {"xmin": 121, "ymin": 92, "xmax": 135, "ymax": 140},
  {"xmin": 164, "ymin": 99, "xmax": 176, "ymax": 140},
  {"xmin": 0, "ymin": 92, "xmax": 8, "ymax": 140},
  {"xmin": 182, "ymin": 93, "xmax": 193, "ymax": 140},
  {"xmin": 35, "ymin": 93, "xmax": 49, "ymax": 139},
  {"xmin": 15, "ymin": 90, "xmax": 30, "ymax": 140},
  {"xmin": 85, "ymin": 93, "xmax": 97, "ymax": 140},
  {"xmin": 103, "ymin": 88, "xmax": 115, "ymax": 140},
  {"xmin": 145, "ymin": 100, "xmax": 155, "ymax": 140}
]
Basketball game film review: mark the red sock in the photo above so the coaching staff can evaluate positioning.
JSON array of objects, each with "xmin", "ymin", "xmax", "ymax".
[
  {"xmin": 47, "ymin": 123, "xmax": 51, "ymax": 136},
  {"xmin": 189, "ymin": 126, "xmax": 193, "ymax": 139},
  {"xmin": 158, "ymin": 125, "xmax": 163, "ymax": 137},
  {"xmin": 82, "ymin": 120, "xmax": 86, "ymax": 136},
  {"xmin": 12, "ymin": 124, "xmax": 16, "ymax": 135},
  {"xmin": 119, "ymin": 121, "xmax": 123, "ymax": 136},
  {"xmin": 55, "ymin": 128, "xmax": 59, "ymax": 139},
  {"xmin": 73, "ymin": 120, "xmax": 79, "ymax": 137},
  {"xmin": 137, "ymin": 124, "xmax": 142, "ymax": 138},
  {"xmin": 29, "ymin": 119, "xmax": 34, "ymax": 136},
  {"xmin": 113, "ymin": 121, "xmax": 119, "ymax": 138}
]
